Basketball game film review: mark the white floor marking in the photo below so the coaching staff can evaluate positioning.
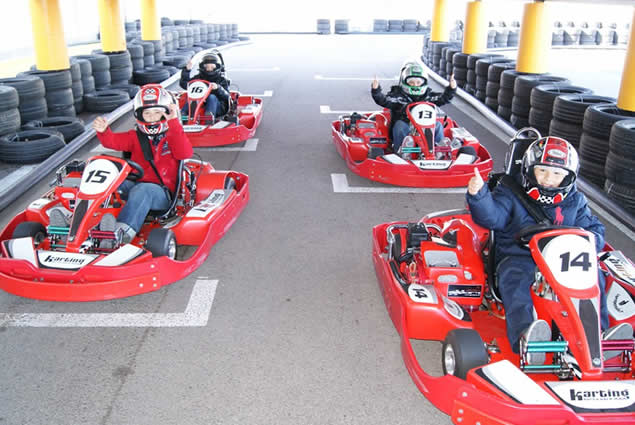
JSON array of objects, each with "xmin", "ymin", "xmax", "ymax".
[
  {"xmin": 202, "ymin": 138, "xmax": 258, "ymax": 151},
  {"xmin": 0, "ymin": 165, "xmax": 39, "ymax": 197},
  {"xmin": 314, "ymin": 74, "xmax": 398, "ymax": 81},
  {"xmin": 0, "ymin": 279, "xmax": 218, "ymax": 328},
  {"xmin": 331, "ymin": 174, "xmax": 466, "ymax": 194},
  {"xmin": 233, "ymin": 66, "xmax": 280, "ymax": 72},
  {"xmin": 243, "ymin": 90, "xmax": 273, "ymax": 97},
  {"xmin": 320, "ymin": 105, "xmax": 377, "ymax": 114}
]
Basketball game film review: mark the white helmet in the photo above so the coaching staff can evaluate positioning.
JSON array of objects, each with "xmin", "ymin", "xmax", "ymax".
[{"xmin": 133, "ymin": 84, "xmax": 173, "ymax": 135}]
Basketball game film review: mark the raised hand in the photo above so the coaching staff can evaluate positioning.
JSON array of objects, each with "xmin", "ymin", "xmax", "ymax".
[
  {"xmin": 468, "ymin": 167, "xmax": 484, "ymax": 195},
  {"xmin": 186, "ymin": 60, "xmax": 193, "ymax": 70},
  {"xmin": 165, "ymin": 103, "xmax": 179, "ymax": 121},
  {"xmin": 371, "ymin": 75, "xmax": 379, "ymax": 90},
  {"xmin": 92, "ymin": 116, "xmax": 108, "ymax": 133},
  {"xmin": 449, "ymin": 73, "xmax": 457, "ymax": 89},
  {"xmin": 210, "ymin": 82, "xmax": 218, "ymax": 90}
]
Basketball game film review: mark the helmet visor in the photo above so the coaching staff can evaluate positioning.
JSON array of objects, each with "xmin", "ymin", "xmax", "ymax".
[{"xmin": 405, "ymin": 76, "xmax": 426, "ymax": 87}]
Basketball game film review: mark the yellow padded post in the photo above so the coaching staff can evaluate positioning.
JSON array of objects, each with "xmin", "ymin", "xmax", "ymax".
[
  {"xmin": 516, "ymin": 1, "xmax": 551, "ymax": 74},
  {"xmin": 28, "ymin": 0, "xmax": 70, "ymax": 71},
  {"xmin": 431, "ymin": 0, "xmax": 449, "ymax": 42},
  {"xmin": 463, "ymin": 1, "xmax": 487, "ymax": 54},
  {"xmin": 141, "ymin": 0, "xmax": 161, "ymax": 41},
  {"xmin": 97, "ymin": 0, "xmax": 126, "ymax": 52},
  {"xmin": 617, "ymin": 8, "xmax": 635, "ymax": 111}
]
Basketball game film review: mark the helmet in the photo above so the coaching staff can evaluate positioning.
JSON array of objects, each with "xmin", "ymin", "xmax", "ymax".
[
  {"xmin": 133, "ymin": 84, "xmax": 173, "ymax": 135},
  {"xmin": 400, "ymin": 63, "xmax": 427, "ymax": 96},
  {"xmin": 521, "ymin": 136, "xmax": 579, "ymax": 205},
  {"xmin": 198, "ymin": 53, "xmax": 222, "ymax": 78}
]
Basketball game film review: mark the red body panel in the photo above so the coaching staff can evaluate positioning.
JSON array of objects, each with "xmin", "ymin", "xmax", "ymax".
[{"xmin": 372, "ymin": 211, "xmax": 635, "ymax": 424}]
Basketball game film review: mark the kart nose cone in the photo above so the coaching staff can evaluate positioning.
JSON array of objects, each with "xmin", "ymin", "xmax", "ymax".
[{"xmin": 444, "ymin": 344, "xmax": 456, "ymax": 375}]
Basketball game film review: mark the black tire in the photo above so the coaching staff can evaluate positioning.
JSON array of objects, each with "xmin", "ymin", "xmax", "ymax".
[
  {"xmin": 609, "ymin": 119, "xmax": 635, "ymax": 158},
  {"xmin": 48, "ymin": 104, "xmax": 76, "ymax": 117},
  {"xmin": 133, "ymin": 68, "xmax": 170, "ymax": 85},
  {"xmin": 485, "ymin": 81, "xmax": 500, "ymax": 98},
  {"xmin": 583, "ymin": 104, "xmax": 635, "ymax": 140},
  {"xmin": 71, "ymin": 79, "xmax": 84, "ymax": 100},
  {"xmin": 488, "ymin": 61, "xmax": 516, "ymax": 83},
  {"xmin": 579, "ymin": 156, "xmax": 606, "ymax": 188},
  {"xmin": 146, "ymin": 228, "xmax": 177, "ymax": 259},
  {"xmin": 605, "ymin": 151, "xmax": 635, "ymax": 184},
  {"xmin": 511, "ymin": 96, "xmax": 531, "ymax": 116},
  {"xmin": 84, "ymin": 90, "xmax": 130, "ymax": 113},
  {"xmin": 0, "ymin": 85, "xmax": 19, "ymax": 111},
  {"xmin": 127, "ymin": 44, "xmax": 144, "ymax": 59},
  {"xmin": 442, "ymin": 329, "xmax": 488, "ymax": 380},
  {"xmin": 45, "ymin": 88, "xmax": 74, "ymax": 109},
  {"xmin": 19, "ymin": 97, "xmax": 48, "ymax": 122},
  {"xmin": 81, "ymin": 75, "xmax": 96, "ymax": 94},
  {"xmin": 453, "ymin": 67, "xmax": 468, "ymax": 81},
  {"xmin": 0, "ymin": 129, "xmax": 65, "ymax": 163},
  {"xmin": 93, "ymin": 50, "xmax": 132, "ymax": 69},
  {"xmin": 530, "ymin": 84, "xmax": 593, "ymax": 110},
  {"xmin": 17, "ymin": 70, "xmax": 72, "ymax": 91},
  {"xmin": 579, "ymin": 132, "xmax": 609, "ymax": 161},
  {"xmin": 475, "ymin": 57, "xmax": 511, "ymax": 76},
  {"xmin": 604, "ymin": 180, "xmax": 635, "ymax": 214},
  {"xmin": 467, "ymin": 53, "xmax": 502, "ymax": 70},
  {"xmin": 500, "ymin": 70, "xmax": 531, "ymax": 89},
  {"xmin": 143, "ymin": 55, "xmax": 156, "ymax": 67},
  {"xmin": 0, "ymin": 76, "xmax": 45, "ymax": 102},
  {"xmin": 74, "ymin": 98, "xmax": 84, "ymax": 114},
  {"xmin": 12, "ymin": 221, "xmax": 47, "ymax": 243},
  {"xmin": 466, "ymin": 69, "xmax": 476, "ymax": 85},
  {"xmin": 68, "ymin": 61, "xmax": 82, "ymax": 82},
  {"xmin": 485, "ymin": 96, "xmax": 498, "ymax": 111},
  {"xmin": 476, "ymin": 76, "xmax": 488, "ymax": 91},
  {"xmin": 73, "ymin": 54, "xmax": 109, "ymax": 72},
  {"xmin": 110, "ymin": 65, "xmax": 133, "ymax": 83},
  {"xmin": 453, "ymin": 53, "xmax": 469, "ymax": 68},
  {"xmin": 497, "ymin": 105, "xmax": 512, "ymax": 120},
  {"xmin": 514, "ymin": 75, "xmax": 570, "ymax": 98},
  {"xmin": 103, "ymin": 82, "xmax": 140, "ymax": 98},
  {"xmin": 72, "ymin": 58, "xmax": 92, "ymax": 76},
  {"xmin": 93, "ymin": 70, "xmax": 112, "ymax": 88},
  {"xmin": 0, "ymin": 108, "xmax": 21, "ymax": 136},
  {"xmin": 23, "ymin": 117, "xmax": 85, "ymax": 143},
  {"xmin": 497, "ymin": 87, "xmax": 514, "ymax": 107},
  {"xmin": 553, "ymin": 94, "xmax": 616, "ymax": 124},
  {"xmin": 549, "ymin": 118, "xmax": 583, "ymax": 147},
  {"xmin": 510, "ymin": 114, "xmax": 530, "ymax": 129}
]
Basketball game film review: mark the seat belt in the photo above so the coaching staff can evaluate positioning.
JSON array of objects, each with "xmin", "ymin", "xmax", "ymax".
[
  {"xmin": 498, "ymin": 174, "xmax": 551, "ymax": 225},
  {"xmin": 136, "ymin": 129, "xmax": 172, "ymax": 201}
]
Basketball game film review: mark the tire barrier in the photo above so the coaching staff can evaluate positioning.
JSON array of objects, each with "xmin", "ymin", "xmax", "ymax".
[
  {"xmin": 132, "ymin": 68, "xmax": 170, "ymax": 86},
  {"xmin": 0, "ymin": 76, "xmax": 47, "ymax": 124},
  {"xmin": 498, "ymin": 70, "xmax": 531, "ymax": 121},
  {"xmin": 527, "ymin": 84, "xmax": 592, "ymax": 136},
  {"xmin": 452, "ymin": 52, "xmax": 469, "ymax": 89},
  {"xmin": 579, "ymin": 104, "xmax": 635, "ymax": 187},
  {"xmin": 550, "ymin": 94, "xmax": 616, "ymax": 149},
  {"xmin": 334, "ymin": 20, "xmax": 349, "ymax": 34},
  {"xmin": 317, "ymin": 19, "xmax": 330, "ymax": 35},
  {"xmin": 373, "ymin": 19, "xmax": 388, "ymax": 33},
  {"xmin": 83, "ymin": 89, "xmax": 130, "ymax": 113},
  {"xmin": 0, "ymin": 129, "xmax": 65, "ymax": 164},
  {"xmin": 23, "ymin": 117, "xmax": 84, "ymax": 143},
  {"xmin": 473, "ymin": 56, "xmax": 509, "ymax": 101},
  {"xmin": 73, "ymin": 54, "xmax": 110, "ymax": 91},
  {"xmin": 18, "ymin": 69, "xmax": 76, "ymax": 118},
  {"xmin": 431, "ymin": 42, "xmax": 451, "ymax": 74},
  {"xmin": 605, "ymin": 120, "xmax": 635, "ymax": 214},
  {"xmin": 0, "ymin": 85, "xmax": 21, "ymax": 136},
  {"xmin": 485, "ymin": 61, "xmax": 515, "ymax": 111},
  {"xmin": 511, "ymin": 75, "xmax": 569, "ymax": 129}
]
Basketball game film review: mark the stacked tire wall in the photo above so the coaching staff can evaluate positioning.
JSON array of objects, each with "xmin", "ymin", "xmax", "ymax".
[{"xmin": 605, "ymin": 120, "xmax": 635, "ymax": 213}]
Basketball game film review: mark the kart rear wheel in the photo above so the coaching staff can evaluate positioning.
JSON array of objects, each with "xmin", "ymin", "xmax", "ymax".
[
  {"xmin": 146, "ymin": 228, "xmax": 177, "ymax": 259},
  {"xmin": 12, "ymin": 221, "xmax": 47, "ymax": 244},
  {"xmin": 442, "ymin": 329, "xmax": 488, "ymax": 379}
]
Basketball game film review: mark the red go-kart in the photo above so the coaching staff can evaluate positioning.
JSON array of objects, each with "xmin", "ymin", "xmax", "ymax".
[
  {"xmin": 0, "ymin": 155, "xmax": 249, "ymax": 301},
  {"xmin": 371, "ymin": 135, "xmax": 634, "ymax": 424},
  {"xmin": 177, "ymin": 79, "xmax": 263, "ymax": 147},
  {"xmin": 332, "ymin": 101, "xmax": 493, "ymax": 187}
]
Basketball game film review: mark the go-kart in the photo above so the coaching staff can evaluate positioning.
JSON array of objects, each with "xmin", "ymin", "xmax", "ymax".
[
  {"xmin": 177, "ymin": 79, "xmax": 263, "ymax": 147},
  {"xmin": 332, "ymin": 101, "xmax": 493, "ymax": 187},
  {"xmin": 0, "ymin": 154, "xmax": 249, "ymax": 301},
  {"xmin": 371, "ymin": 131, "xmax": 634, "ymax": 424}
]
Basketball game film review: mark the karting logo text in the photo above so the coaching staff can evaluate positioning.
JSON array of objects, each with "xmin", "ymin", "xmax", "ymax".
[{"xmin": 570, "ymin": 389, "xmax": 630, "ymax": 402}]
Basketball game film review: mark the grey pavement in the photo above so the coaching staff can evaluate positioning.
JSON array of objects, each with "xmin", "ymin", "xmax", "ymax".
[{"xmin": 0, "ymin": 34, "xmax": 632, "ymax": 425}]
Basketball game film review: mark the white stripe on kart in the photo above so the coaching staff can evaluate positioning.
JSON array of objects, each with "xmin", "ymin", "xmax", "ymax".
[
  {"xmin": 0, "ymin": 279, "xmax": 218, "ymax": 328},
  {"xmin": 320, "ymin": 105, "xmax": 377, "ymax": 114},
  {"xmin": 314, "ymin": 74, "xmax": 399, "ymax": 81},
  {"xmin": 331, "ymin": 173, "xmax": 466, "ymax": 194},
  {"xmin": 243, "ymin": 90, "xmax": 273, "ymax": 97}
]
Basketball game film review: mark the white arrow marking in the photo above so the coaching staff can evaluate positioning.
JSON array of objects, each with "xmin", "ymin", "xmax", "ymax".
[
  {"xmin": 233, "ymin": 67, "xmax": 280, "ymax": 72},
  {"xmin": 331, "ymin": 173, "xmax": 466, "ymax": 194},
  {"xmin": 315, "ymin": 74, "xmax": 398, "ymax": 81},
  {"xmin": 0, "ymin": 279, "xmax": 218, "ymax": 328},
  {"xmin": 203, "ymin": 138, "xmax": 259, "ymax": 151},
  {"xmin": 320, "ymin": 105, "xmax": 379, "ymax": 115}
]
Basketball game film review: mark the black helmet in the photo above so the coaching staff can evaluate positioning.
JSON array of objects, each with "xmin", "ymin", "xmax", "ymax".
[{"xmin": 198, "ymin": 53, "xmax": 222, "ymax": 78}]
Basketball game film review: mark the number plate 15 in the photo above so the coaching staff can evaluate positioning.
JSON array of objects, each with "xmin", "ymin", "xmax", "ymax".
[{"xmin": 80, "ymin": 159, "xmax": 120, "ymax": 196}]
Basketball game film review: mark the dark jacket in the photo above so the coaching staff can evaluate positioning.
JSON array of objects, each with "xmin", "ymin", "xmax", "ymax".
[
  {"xmin": 371, "ymin": 84, "xmax": 456, "ymax": 122},
  {"xmin": 466, "ymin": 182, "xmax": 605, "ymax": 261},
  {"xmin": 97, "ymin": 118, "xmax": 193, "ymax": 193},
  {"xmin": 179, "ymin": 68, "xmax": 231, "ymax": 115}
]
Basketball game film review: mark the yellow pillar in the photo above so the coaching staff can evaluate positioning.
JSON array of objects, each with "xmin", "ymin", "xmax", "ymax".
[
  {"xmin": 462, "ymin": 0, "xmax": 487, "ymax": 54},
  {"xmin": 431, "ymin": 0, "xmax": 449, "ymax": 42},
  {"xmin": 516, "ymin": 1, "xmax": 551, "ymax": 73},
  {"xmin": 28, "ymin": 0, "xmax": 70, "ymax": 71},
  {"xmin": 141, "ymin": 0, "xmax": 161, "ymax": 41},
  {"xmin": 97, "ymin": 0, "xmax": 126, "ymax": 52},
  {"xmin": 617, "ymin": 9, "xmax": 635, "ymax": 111}
]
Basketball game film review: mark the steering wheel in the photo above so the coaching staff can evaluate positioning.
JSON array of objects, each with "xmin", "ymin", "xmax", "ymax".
[
  {"xmin": 125, "ymin": 159, "xmax": 144, "ymax": 181},
  {"xmin": 515, "ymin": 223, "xmax": 582, "ymax": 245}
]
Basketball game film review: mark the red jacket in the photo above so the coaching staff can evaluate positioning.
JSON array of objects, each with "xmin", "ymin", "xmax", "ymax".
[{"xmin": 96, "ymin": 118, "xmax": 193, "ymax": 192}]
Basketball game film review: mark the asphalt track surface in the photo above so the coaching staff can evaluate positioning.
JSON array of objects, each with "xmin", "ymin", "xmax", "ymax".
[{"xmin": 0, "ymin": 34, "xmax": 633, "ymax": 425}]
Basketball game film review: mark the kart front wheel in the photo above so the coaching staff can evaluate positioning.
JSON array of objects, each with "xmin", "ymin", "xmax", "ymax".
[
  {"xmin": 146, "ymin": 228, "xmax": 177, "ymax": 259},
  {"xmin": 12, "ymin": 221, "xmax": 47, "ymax": 244},
  {"xmin": 442, "ymin": 329, "xmax": 488, "ymax": 380}
]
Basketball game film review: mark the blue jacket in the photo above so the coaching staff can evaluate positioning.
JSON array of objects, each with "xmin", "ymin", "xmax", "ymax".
[{"xmin": 466, "ymin": 182, "xmax": 605, "ymax": 261}]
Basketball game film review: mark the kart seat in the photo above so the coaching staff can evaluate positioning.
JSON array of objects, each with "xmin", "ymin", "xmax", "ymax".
[{"xmin": 146, "ymin": 160, "xmax": 185, "ymax": 221}]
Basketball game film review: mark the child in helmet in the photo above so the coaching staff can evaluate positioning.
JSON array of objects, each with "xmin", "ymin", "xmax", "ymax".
[
  {"xmin": 371, "ymin": 62, "xmax": 456, "ymax": 152},
  {"xmin": 466, "ymin": 137, "xmax": 630, "ymax": 364},
  {"xmin": 92, "ymin": 84, "xmax": 193, "ymax": 245},
  {"xmin": 179, "ymin": 52, "xmax": 230, "ymax": 119}
]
